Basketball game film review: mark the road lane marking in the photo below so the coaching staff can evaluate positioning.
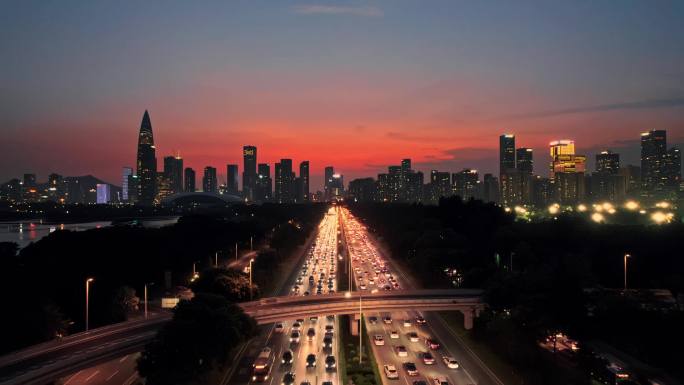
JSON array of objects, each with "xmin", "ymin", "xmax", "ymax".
[
  {"xmin": 119, "ymin": 355, "xmax": 128, "ymax": 363},
  {"xmin": 84, "ymin": 370, "xmax": 100, "ymax": 382},
  {"xmin": 63, "ymin": 370, "xmax": 82, "ymax": 385},
  {"xmin": 105, "ymin": 370, "xmax": 119, "ymax": 381}
]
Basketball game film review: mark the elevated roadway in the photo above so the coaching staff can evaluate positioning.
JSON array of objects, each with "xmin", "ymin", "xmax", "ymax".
[{"xmin": 0, "ymin": 289, "xmax": 483, "ymax": 385}]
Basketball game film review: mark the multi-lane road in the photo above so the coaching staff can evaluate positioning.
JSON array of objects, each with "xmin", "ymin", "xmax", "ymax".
[
  {"xmin": 49, "ymin": 205, "xmax": 498, "ymax": 385},
  {"xmin": 340, "ymin": 207, "xmax": 501, "ymax": 385},
  {"xmin": 232, "ymin": 206, "xmax": 342, "ymax": 385}
]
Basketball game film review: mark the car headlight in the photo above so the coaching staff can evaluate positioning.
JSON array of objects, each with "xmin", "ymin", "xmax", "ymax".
[{"xmin": 252, "ymin": 376, "xmax": 257, "ymax": 380}]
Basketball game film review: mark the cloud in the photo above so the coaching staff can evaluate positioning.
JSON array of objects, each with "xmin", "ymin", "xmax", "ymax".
[
  {"xmin": 386, "ymin": 131, "xmax": 450, "ymax": 142},
  {"xmin": 292, "ymin": 4, "xmax": 382, "ymax": 17},
  {"xmin": 504, "ymin": 97, "xmax": 684, "ymax": 120}
]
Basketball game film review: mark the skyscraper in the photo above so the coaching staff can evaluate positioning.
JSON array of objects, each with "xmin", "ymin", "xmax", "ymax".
[
  {"xmin": 275, "ymin": 159, "xmax": 295, "ymax": 203},
  {"xmin": 549, "ymin": 140, "xmax": 586, "ymax": 204},
  {"xmin": 516, "ymin": 148, "xmax": 533, "ymax": 174},
  {"xmin": 163, "ymin": 155, "xmax": 183, "ymax": 194},
  {"xmin": 324, "ymin": 166, "xmax": 334, "ymax": 201},
  {"xmin": 242, "ymin": 146, "xmax": 257, "ymax": 200},
  {"xmin": 499, "ymin": 134, "xmax": 516, "ymax": 206},
  {"xmin": 136, "ymin": 110, "xmax": 157, "ymax": 205},
  {"xmin": 184, "ymin": 168, "xmax": 196, "ymax": 192},
  {"xmin": 499, "ymin": 134, "xmax": 516, "ymax": 174},
  {"xmin": 121, "ymin": 167, "xmax": 133, "ymax": 201},
  {"xmin": 298, "ymin": 161, "xmax": 310, "ymax": 202},
  {"xmin": 227, "ymin": 164, "xmax": 239, "ymax": 196},
  {"xmin": 256, "ymin": 163, "xmax": 272, "ymax": 201},
  {"xmin": 452, "ymin": 169, "xmax": 480, "ymax": 200},
  {"xmin": 203, "ymin": 167, "xmax": 217, "ymax": 193},
  {"xmin": 96, "ymin": 184, "xmax": 111, "ymax": 204},
  {"xmin": 596, "ymin": 151, "xmax": 620, "ymax": 174},
  {"xmin": 664, "ymin": 147, "xmax": 682, "ymax": 190}
]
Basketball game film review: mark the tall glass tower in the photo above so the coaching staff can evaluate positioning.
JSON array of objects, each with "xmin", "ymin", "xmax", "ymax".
[{"xmin": 136, "ymin": 110, "xmax": 157, "ymax": 205}]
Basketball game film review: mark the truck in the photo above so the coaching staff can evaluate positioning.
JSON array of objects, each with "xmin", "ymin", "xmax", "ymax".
[{"xmin": 252, "ymin": 347, "xmax": 273, "ymax": 382}]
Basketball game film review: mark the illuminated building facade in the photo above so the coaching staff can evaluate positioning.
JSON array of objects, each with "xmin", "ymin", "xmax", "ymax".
[
  {"xmin": 163, "ymin": 155, "xmax": 183, "ymax": 194},
  {"xmin": 256, "ymin": 163, "xmax": 272, "ymax": 201},
  {"xmin": 202, "ymin": 166, "xmax": 217, "ymax": 193},
  {"xmin": 242, "ymin": 145, "xmax": 257, "ymax": 201},
  {"xmin": 549, "ymin": 140, "xmax": 586, "ymax": 204},
  {"xmin": 136, "ymin": 110, "xmax": 157, "ymax": 205},
  {"xmin": 452, "ymin": 169, "xmax": 479, "ymax": 200}
]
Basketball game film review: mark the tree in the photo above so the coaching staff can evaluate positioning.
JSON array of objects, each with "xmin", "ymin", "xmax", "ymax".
[
  {"xmin": 110, "ymin": 286, "xmax": 140, "ymax": 322},
  {"xmin": 137, "ymin": 293, "xmax": 258, "ymax": 385},
  {"xmin": 190, "ymin": 268, "xmax": 257, "ymax": 302}
]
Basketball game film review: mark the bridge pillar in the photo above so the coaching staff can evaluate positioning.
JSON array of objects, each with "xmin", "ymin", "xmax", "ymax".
[
  {"xmin": 350, "ymin": 313, "xmax": 360, "ymax": 336},
  {"xmin": 462, "ymin": 308, "xmax": 474, "ymax": 330}
]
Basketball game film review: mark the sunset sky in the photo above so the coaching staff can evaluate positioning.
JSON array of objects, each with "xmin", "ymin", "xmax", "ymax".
[{"xmin": 2, "ymin": 1, "xmax": 684, "ymax": 189}]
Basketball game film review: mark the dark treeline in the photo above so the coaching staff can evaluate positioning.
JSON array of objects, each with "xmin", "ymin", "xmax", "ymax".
[
  {"xmin": 348, "ymin": 197, "xmax": 684, "ymax": 384},
  {"xmin": 0, "ymin": 203, "xmax": 327, "ymax": 355}
]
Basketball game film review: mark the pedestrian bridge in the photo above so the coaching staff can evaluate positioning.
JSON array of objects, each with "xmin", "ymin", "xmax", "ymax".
[{"xmin": 0, "ymin": 289, "xmax": 483, "ymax": 385}]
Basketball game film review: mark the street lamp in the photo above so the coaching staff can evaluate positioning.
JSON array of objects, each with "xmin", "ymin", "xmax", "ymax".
[
  {"xmin": 249, "ymin": 258, "xmax": 255, "ymax": 301},
  {"xmin": 235, "ymin": 242, "xmax": 238, "ymax": 262},
  {"xmin": 85, "ymin": 278, "xmax": 94, "ymax": 331},
  {"xmin": 624, "ymin": 254, "xmax": 630, "ymax": 291},
  {"xmin": 359, "ymin": 293, "xmax": 363, "ymax": 365},
  {"xmin": 144, "ymin": 282, "xmax": 154, "ymax": 319}
]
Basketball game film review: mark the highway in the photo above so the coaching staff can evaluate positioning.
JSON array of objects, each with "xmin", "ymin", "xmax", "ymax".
[
  {"xmin": 339, "ymin": 207, "xmax": 501, "ymax": 385},
  {"xmin": 230, "ymin": 206, "xmax": 342, "ymax": 385}
]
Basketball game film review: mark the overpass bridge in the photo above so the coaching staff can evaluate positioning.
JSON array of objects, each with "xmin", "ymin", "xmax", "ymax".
[{"xmin": 0, "ymin": 289, "xmax": 483, "ymax": 385}]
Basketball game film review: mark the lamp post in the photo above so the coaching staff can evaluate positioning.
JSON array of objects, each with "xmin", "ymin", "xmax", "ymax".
[
  {"xmin": 235, "ymin": 242, "xmax": 238, "ymax": 262},
  {"xmin": 85, "ymin": 278, "xmax": 94, "ymax": 331},
  {"xmin": 624, "ymin": 254, "xmax": 630, "ymax": 291},
  {"xmin": 249, "ymin": 258, "xmax": 255, "ymax": 301},
  {"xmin": 250, "ymin": 236, "xmax": 253, "ymax": 251},
  {"xmin": 215, "ymin": 252, "xmax": 218, "ymax": 268},
  {"xmin": 359, "ymin": 293, "xmax": 363, "ymax": 365},
  {"xmin": 144, "ymin": 282, "xmax": 154, "ymax": 319}
]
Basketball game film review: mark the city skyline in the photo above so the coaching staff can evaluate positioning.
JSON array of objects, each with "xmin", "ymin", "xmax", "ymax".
[{"xmin": 2, "ymin": 2, "xmax": 684, "ymax": 186}]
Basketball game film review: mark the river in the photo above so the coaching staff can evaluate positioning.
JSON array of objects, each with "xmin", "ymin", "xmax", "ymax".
[{"xmin": 0, "ymin": 217, "xmax": 179, "ymax": 248}]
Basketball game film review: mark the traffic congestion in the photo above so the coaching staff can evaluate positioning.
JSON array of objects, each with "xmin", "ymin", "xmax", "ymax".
[
  {"xmin": 249, "ymin": 207, "xmax": 341, "ymax": 385},
  {"xmin": 340, "ymin": 207, "xmax": 477, "ymax": 385}
]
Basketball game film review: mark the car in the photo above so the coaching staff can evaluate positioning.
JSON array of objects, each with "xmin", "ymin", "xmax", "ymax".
[
  {"xmin": 412, "ymin": 381, "xmax": 427, "ymax": 385},
  {"xmin": 306, "ymin": 354, "xmax": 316, "ymax": 368},
  {"xmin": 408, "ymin": 332, "xmax": 419, "ymax": 342},
  {"xmin": 300, "ymin": 382, "xmax": 312, "ymax": 385},
  {"xmin": 325, "ymin": 325, "xmax": 334, "ymax": 333},
  {"xmin": 395, "ymin": 345, "xmax": 408, "ymax": 357},
  {"xmin": 321, "ymin": 381, "xmax": 333, "ymax": 385},
  {"xmin": 274, "ymin": 323, "xmax": 285, "ymax": 333},
  {"xmin": 403, "ymin": 319, "xmax": 412, "ymax": 327},
  {"xmin": 383, "ymin": 316, "xmax": 392, "ymax": 324},
  {"xmin": 292, "ymin": 322, "xmax": 301, "ymax": 331},
  {"xmin": 296, "ymin": 318, "xmax": 305, "ymax": 324},
  {"xmin": 384, "ymin": 364, "xmax": 399, "ymax": 379},
  {"xmin": 442, "ymin": 355, "xmax": 459, "ymax": 369},
  {"xmin": 421, "ymin": 352, "xmax": 435, "ymax": 365},
  {"xmin": 289, "ymin": 331, "xmax": 300, "ymax": 343},
  {"xmin": 325, "ymin": 355, "xmax": 336, "ymax": 370},
  {"xmin": 359, "ymin": 284, "xmax": 367, "ymax": 290},
  {"xmin": 425, "ymin": 338, "xmax": 440, "ymax": 350},
  {"xmin": 373, "ymin": 335, "xmax": 385, "ymax": 346},
  {"xmin": 323, "ymin": 335, "xmax": 333, "ymax": 349},
  {"xmin": 306, "ymin": 328, "xmax": 316, "ymax": 341},
  {"xmin": 282, "ymin": 372, "xmax": 295, "ymax": 385},
  {"xmin": 389, "ymin": 330, "xmax": 400, "ymax": 339},
  {"xmin": 415, "ymin": 316, "xmax": 426, "ymax": 325},
  {"xmin": 368, "ymin": 316, "xmax": 378, "ymax": 324},
  {"xmin": 310, "ymin": 316, "xmax": 318, "ymax": 322},
  {"xmin": 431, "ymin": 376, "xmax": 449, "ymax": 385},
  {"xmin": 326, "ymin": 315, "xmax": 335, "ymax": 321},
  {"xmin": 402, "ymin": 362, "xmax": 419, "ymax": 376},
  {"xmin": 281, "ymin": 349, "xmax": 294, "ymax": 365}
]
